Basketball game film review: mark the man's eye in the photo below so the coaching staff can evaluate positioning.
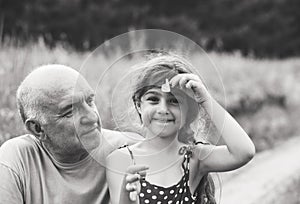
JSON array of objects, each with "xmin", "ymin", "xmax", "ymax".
[
  {"xmin": 87, "ymin": 98, "xmax": 95, "ymax": 106},
  {"xmin": 62, "ymin": 110, "xmax": 73, "ymax": 118}
]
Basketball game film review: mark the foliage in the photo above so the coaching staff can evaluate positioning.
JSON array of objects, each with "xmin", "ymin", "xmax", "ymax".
[{"xmin": 0, "ymin": 0, "xmax": 300, "ymax": 57}]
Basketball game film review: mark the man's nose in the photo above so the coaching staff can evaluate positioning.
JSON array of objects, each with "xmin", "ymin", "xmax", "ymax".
[{"xmin": 80, "ymin": 105, "xmax": 98, "ymax": 124}]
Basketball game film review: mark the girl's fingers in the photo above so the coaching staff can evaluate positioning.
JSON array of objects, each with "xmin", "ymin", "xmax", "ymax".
[
  {"xmin": 125, "ymin": 173, "xmax": 140, "ymax": 183},
  {"xmin": 170, "ymin": 74, "xmax": 201, "ymax": 88},
  {"xmin": 126, "ymin": 165, "xmax": 149, "ymax": 174},
  {"xmin": 130, "ymin": 191, "xmax": 138, "ymax": 201},
  {"xmin": 169, "ymin": 75, "xmax": 181, "ymax": 88},
  {"xmin": 124, "ymin": 164, "xmax": 149, "ymax": 190},
  {"xmin": 185, "ymin": 80, "xmax": 197, "ymax": 89},
  {"xmin": 125, "ymin": 183, "xmax": 137, "ymax": 192},
  {"xmin": 137, "ymin": 170, "xmax": 147, "ymax": 179},
  {"xmin": 178, "ymin": 76, "xmax": 190, "ymax": 89}
]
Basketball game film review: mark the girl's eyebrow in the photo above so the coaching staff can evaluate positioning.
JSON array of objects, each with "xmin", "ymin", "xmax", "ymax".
[
  {"xmin": 144, "ymin": 90, "xmax": 162, "ymax": 96},
  {"xmin": 144, "ymin": 90, "xmax": 184, "ymax": 102}
]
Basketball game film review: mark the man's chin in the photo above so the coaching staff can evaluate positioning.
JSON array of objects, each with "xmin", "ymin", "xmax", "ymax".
[{"xmin": 80, "ymin": 131, "xmax": 101, "ymax": 151}]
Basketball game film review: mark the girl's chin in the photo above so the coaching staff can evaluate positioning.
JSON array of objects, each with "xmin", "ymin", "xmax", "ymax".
[{"xmin": 148, "ymin": 130, "xmax": 178, "ymax": 139}]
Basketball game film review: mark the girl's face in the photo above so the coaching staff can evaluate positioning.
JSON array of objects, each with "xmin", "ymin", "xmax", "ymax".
[{"xmin": 138, "ymin": 87, "xmax": 188, "ymax": 138}]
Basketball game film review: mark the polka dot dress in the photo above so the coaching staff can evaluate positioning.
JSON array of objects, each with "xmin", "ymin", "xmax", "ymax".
[{"xmin": 139, "ymin": 153, "xmax": 199, "ymax": 204}]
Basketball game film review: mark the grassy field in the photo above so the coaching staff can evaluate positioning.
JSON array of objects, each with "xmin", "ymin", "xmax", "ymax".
[{"xmin": 1, "ymin": 40, "xmax": 300, "ymax": 152}]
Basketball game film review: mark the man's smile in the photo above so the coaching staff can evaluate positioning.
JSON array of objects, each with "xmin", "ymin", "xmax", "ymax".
[{"xmin": 82, "ymin": 125, "xmax": 100, "ymax": 136}]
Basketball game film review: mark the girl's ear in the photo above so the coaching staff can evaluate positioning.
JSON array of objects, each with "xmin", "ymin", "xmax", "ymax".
[{"xmin": 136, "ymin": 102, "xmax": 141, "ymax": 114}]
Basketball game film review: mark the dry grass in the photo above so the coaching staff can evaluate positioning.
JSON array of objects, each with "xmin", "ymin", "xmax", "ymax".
[{"xmin": 1, "ymin": 41, "xmax": 300, "ymax": 152}]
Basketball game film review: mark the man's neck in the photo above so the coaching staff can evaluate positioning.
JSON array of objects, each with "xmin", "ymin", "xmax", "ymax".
[{"xmin": 42, "ymin": 142, "xmax": 89, "ymax": 164}]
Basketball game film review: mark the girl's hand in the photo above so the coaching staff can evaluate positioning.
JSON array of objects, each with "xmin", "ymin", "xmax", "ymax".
[
  {"xmin": 169, "ymin": 73, "xmax": 211, "ymax": 104},
  {"xmin": 122, "ymin": 165, "xmax": 149, "ymax": 202}
]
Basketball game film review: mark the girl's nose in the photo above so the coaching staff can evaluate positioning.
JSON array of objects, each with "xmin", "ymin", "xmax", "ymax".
[{"xmin": 157, "ymin": 99, "xmax": 169, "ymax": 114}]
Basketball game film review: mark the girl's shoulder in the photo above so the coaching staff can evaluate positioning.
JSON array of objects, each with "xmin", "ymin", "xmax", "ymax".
[
  {"xmin": 105, "ymin": 145, "xmax": 136, "ymax": 172},
  {"xmin": 107, "ymin": 144, "xmax": 131, "ymax": 159}
]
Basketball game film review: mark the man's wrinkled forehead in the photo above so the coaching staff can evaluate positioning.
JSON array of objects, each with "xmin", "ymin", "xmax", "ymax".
[
  {"xmin": 37, "ymin": 72, "xmax": 94, "ymax": 104},
  {"xmin": 58, "ymin": 90, "xmax": 95, "ymax": 109}
]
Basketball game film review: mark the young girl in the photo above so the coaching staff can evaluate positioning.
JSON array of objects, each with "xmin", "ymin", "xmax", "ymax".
[{"xmin": 106, "ymin": 53, "xmax": 255, "ymax": 204}]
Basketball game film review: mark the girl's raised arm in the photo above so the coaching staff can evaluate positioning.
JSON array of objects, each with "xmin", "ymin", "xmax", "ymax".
[
  {"xmin": 197, "ymin": 97, "xmax": 256, "ymax": 172},
  {"xmin": 170, "ymin": 73, "xmax": 256, "ymax": 173}
]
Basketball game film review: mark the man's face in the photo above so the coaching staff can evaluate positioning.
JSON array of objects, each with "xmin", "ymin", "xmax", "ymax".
[{"xmin": 42, "ymin": 74, "xmax": 101, "ymax": 156}]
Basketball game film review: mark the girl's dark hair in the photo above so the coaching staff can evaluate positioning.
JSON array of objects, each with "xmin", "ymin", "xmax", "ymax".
[{"xmin": 195, "ymin": 174, "xmax": 216, "ymax": 204}]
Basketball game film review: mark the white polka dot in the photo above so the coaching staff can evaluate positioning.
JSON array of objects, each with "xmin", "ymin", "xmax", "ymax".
[
  {"xmin": 176, "ymin": 201, "xmax": 180, "ymax": 204},
  {"xmin": 142, "ymin": 182, "xmax": 147, "ymax": 187},
  {"xmin": 164, "ymin": 195, "xmax": 168, "ymax": 200},
  {"xmin": 185, "ymin": 197, "xmax": 189, "ymax": 201},
  {"xmin": 159, "ymin": 191, "xmax": 164, "ymax": 195},
  {"xmin": 157, "ymin": 202, "xmax": 162, "ymax": 204},
  {"xmin": 151, "ymin": 195, "xmax": 157, "ymax": 200},
  {"xmin": 175, "ymin": 194, "xmax": 178, "ymax": 197},
  {"xmin": 170, "ymin": 189, "xmax": 174, "ymax": 194},
  {"xmin": 139, "ymin": 193, "xmax": 144, "ymax": 197},
  {"xmin": 146, "ymin": 189, "xmax": 151, "ymax": 193},
  {"xmin": 168, "ymin": 201, "xmax": 172, "ymax": 204},
  {"xmin": 179, "ymin": 188, "xmax": 183, "ymax": 193},
  {"xmin": 144, "ymin": 199, "xmax": 150, "ymax": 203}
]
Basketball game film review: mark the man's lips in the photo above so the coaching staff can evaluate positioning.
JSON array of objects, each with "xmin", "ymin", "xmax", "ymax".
[{"xmin": 82, "ymin": 126, "xmax": 100, "ymax": 136}]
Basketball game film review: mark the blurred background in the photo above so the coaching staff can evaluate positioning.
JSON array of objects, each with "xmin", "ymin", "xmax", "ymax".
[{"xmin": 0, "ymin": 0, "xmax": 300, "ymax": 203}]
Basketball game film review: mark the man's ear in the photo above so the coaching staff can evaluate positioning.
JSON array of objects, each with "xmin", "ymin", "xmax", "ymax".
[{"xmin": 25, "ymin": 119, "xmax": 46, "ymax": 140}]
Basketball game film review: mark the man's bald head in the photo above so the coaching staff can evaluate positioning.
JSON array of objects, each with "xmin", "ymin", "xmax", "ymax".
[{"xmin": 16, "ymin": 64, "xmax": 85, "ymax": 124}]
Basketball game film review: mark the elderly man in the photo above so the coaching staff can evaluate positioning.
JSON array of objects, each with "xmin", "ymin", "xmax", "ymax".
[{"xmin": 0, "ymin": 64, "xmax": 140, "ymax": 203}]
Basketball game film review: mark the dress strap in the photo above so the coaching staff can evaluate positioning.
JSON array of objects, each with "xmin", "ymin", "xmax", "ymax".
[
  {"xmin": 179, "ymin": 145, "xmax": 193, "ymax": 175},
  {"xmin": 194, "ymin": 141, "xmax": 210, "ymax": 145},
  {"xmin": 179, "ymin": 141, "xmax": 210, "ymax": 173},
  {"xmin": 126, "ymin": 145, "xmax": 136, "ymax": 165},
  {"xmin": 119, "ymin": 144, "xmax": 136, "ymax": 165}
]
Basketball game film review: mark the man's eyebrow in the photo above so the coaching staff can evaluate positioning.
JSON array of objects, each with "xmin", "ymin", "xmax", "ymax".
[
  {"xmin": 58, "ymin": 91, "xmax": 95, "ymax": 111},
  {"xmin": 58, "ymin": 98, "xmax": 74, "ymax": 114},
  {"xmin": 58, "ymin": 104, "xmax": 73, "ymax": 114}
]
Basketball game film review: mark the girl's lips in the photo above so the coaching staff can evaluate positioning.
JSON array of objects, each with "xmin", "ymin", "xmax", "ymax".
[{"xmin": 152, "ymin": 118, "xmax": 174, "ymax": 122}]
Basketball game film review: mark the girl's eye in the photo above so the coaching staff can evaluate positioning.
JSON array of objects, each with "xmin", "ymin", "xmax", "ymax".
[
  {"xmin": 168, "ymin": 98, "xmax": 179, "ymax": 105},
  {"xmin": 146, "ymin": 96, "xmax": 159, "ymax": 103}
]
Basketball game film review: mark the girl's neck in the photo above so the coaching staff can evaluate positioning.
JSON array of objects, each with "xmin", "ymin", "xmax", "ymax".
[{"xmin": 139, "ymin": 131, "xmax": 183, "ymax": 154}]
